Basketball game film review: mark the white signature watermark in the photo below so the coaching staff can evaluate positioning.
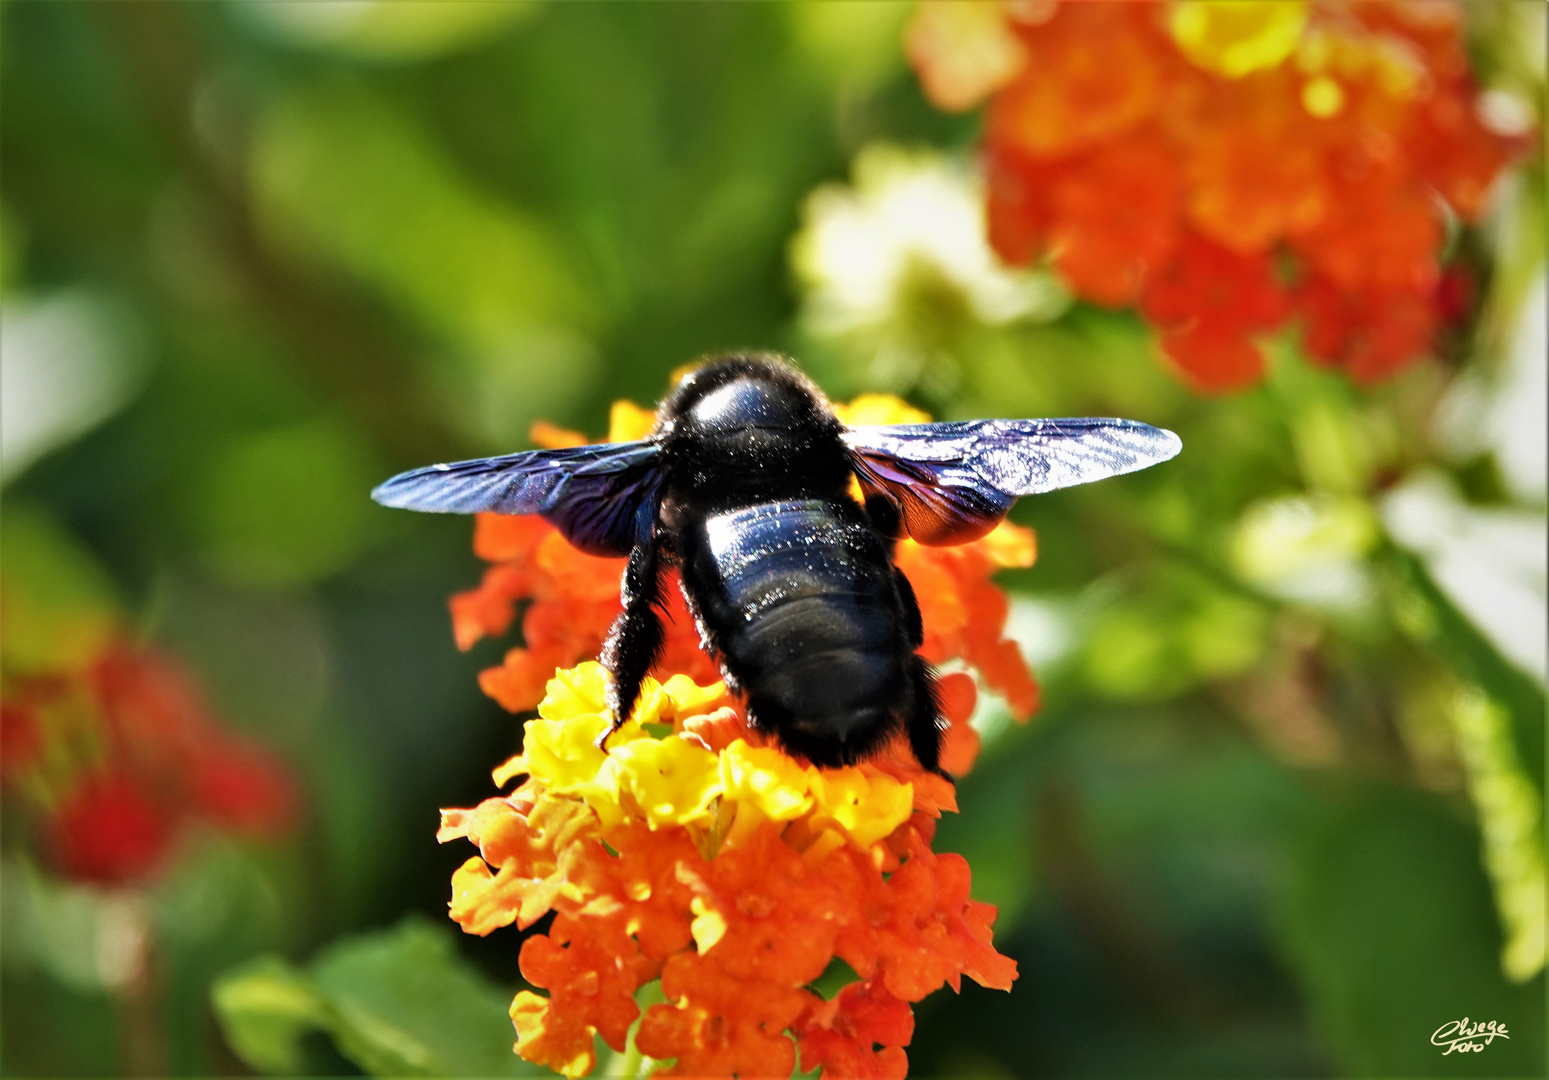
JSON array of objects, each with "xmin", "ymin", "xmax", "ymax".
[{"xmin": 1432, "ymin": 1017, "xmax": 1509, "ymax": 1055}]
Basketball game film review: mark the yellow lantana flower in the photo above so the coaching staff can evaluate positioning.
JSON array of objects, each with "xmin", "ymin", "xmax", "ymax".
[
  {"xmin": 603, "ymin": 735, "xmax": 722, "ymax": 829},
  {"xmin": 1167, "ymin": 1, "xmax": 1309, "ymax": 79}
]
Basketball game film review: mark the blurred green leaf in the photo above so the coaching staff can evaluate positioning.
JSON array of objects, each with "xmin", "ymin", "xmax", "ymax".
[
  {"xmin": 250, "ymin": 79, "xmax": 603, "ymax": 448},
  {"xmin": 311, "ymin": 917, "xmax": 532, "ymax": 1078},
  {"xmin": 783, "ymin": 1, "xmax": 911, "ymax": 91},
  {"xmin": 1279, "ymin": 783, "xmax": 1545, "ymax": 1076},
  {"xmin": 243, "ymin": 0, "xmax": 541, "ymax": 63},
  {"xmin": 192, "ymin": 416, "xmax": 383, "ymax": 588},
  {"xmin": 0, "ymin": 505, "xmax": 118, "ymax": 674},
  {"xmin": 1079, "ymin": 563, "xmax": 1270, "ymax": 700},
  {"xmin": 211, "ymin": 955, "xmax": 327, "ymax": 1076},
  {"xmin": 1386, "ymin": 546, "xmax": 1545, "ymax": 793},
  {"xmin": 0, "ymin": 201, "xmax": 24, "ymax": 296},
  {"xmin": 253, "ymin": 80, "xmax": 595, "ymax": 342},
  {"xmin": 213, "ymin": 917, "xmax": 536, "ymax": 1077},
  {"xmin": 960, "ymin": 306, "xmax": 1190, "ymax": 421}
]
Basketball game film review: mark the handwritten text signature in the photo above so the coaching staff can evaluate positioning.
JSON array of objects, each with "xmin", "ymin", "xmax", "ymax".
[{"xmin": 1432, "ymin": 1018, "xmax": 1509, "ymax": 1055}]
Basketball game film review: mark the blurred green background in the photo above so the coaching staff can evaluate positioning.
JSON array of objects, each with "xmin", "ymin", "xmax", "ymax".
[{"xmin": 1, "ymin": 2, "xmax": 1544, "ymax": 1077}]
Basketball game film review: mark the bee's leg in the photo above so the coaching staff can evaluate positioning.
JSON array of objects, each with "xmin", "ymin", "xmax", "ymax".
[
  {"xmin": 905, "ymin": 655, "xmax": 950, "ymax": 780},
  {"xmin": 674, "ymin": 538, "xmax": 736, "ymax": 686},
  {"xmin": 895, "ymin": 564, "xmax": 946, "ymax": 776},
  {"xmin": 598, "ymin": 539, "xmax": 665, "ymax": 748},
  {"xmin": 893, "ymin": 566, "xmax": 925, "ymax": 649}
]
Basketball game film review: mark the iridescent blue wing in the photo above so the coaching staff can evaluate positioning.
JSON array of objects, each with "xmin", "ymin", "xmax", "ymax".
[
  {"xmin": 844, "ymin": 419, "xmax": 1181, "ymax": 545},
  {"xmin": 371, "ymin": 441, "xmax": 663, "ymax": 557}
]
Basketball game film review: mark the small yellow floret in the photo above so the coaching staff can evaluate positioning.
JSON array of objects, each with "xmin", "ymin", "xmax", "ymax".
[
  {"xmin": 608, "ymin": 400, "xmax": 658, "ymax": 442},
  {"xmin": 660, "ymin": 674, "xmax": 729, "ymax": 721},
  {"xmin": 522, "ymin": 712, "xmax": 614, "ymax": 795},
  {"xmin": 604, "ymin": 735, "xmax": 723, "ymax": 829},
  {"xmin": 689, "ymin": 896, "xmax": 729, "ymax": 953},
  {"xmin": 809, "ymin": 767, "xmax": 914, "ymax": 847},
  {"xmin": 720, "ymin": 740, "xmax": 815, "ymax": 820},
  {"xmin": 1168, "ymin": 1, "xmax": 1308, "ymax": 79},
  {"xmin": 491, "ymin": 753, "xmax": 528, "ymax": 788},
  {"xmin": 1302, "ymin": 76, "xmax": 1345, "ymax": 117},
  {"xmin": 980, "ymin": 520, "xmax": 1038, "ymax": 569},
  {"xmin": 537, "ymin": 662, "xmax": 614, "ymax": 722},
  {"xmin": 525, "ymin": 665, "xmax": 647, "ymax": 805}
]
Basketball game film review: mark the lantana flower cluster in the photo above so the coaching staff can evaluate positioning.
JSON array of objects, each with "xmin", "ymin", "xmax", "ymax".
[
  {"xmin": 1, "ymin": 640, "xmax": 297, "ymax": 885},
  {"xmin": 907, "ymin": 0, "xmax": 1529, "ymax": 391},
  {"xmin": 440, "ymin": 395, "xmax": 1037, "ymax": 1077}
]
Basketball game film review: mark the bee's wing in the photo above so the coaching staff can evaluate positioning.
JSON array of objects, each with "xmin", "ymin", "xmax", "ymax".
[
  {"xmin": 371, "ymin": 441, "xmax": 664, "ymax": 557},
  {"xmin": 843, "ymin": 419, "xmax": 1181, "ymax": 545}
]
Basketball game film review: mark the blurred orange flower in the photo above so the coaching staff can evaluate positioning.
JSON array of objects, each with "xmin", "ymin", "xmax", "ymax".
[
  {"xmin": 912, "ymin": 0, "xmax": 1530, "ymax": 391},
  {"xmin": 440, "ymin": 394, "xmax": 1033, "ymax": 1077},
  {"xmin": 1, "ymin": 641, "xmax": 298, "ymax": 886}
]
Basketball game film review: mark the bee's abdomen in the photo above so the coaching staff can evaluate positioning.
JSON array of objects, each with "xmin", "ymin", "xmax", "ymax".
[{"xmin": 691, "ymin": 499, "xmax": 906, "ymax": 741}]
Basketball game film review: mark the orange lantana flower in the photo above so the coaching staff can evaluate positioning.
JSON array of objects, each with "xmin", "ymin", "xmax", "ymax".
[
  {"xmin": 439, "ymin": 395, "xmax": 1033, "ymax": 1077},
  {"xmin": 441, "ymin": 662, "xmax": 1015, "ymax": 1078},
  {"xmin": 910, "ymin": 0, "xmax": 1530, "ymax": 391}
]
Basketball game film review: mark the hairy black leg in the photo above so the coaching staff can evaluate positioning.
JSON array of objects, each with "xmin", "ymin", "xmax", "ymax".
[
  {"xmin": 674, "ymin": 525, "xmax": 742, "ymax": 693},
  {"xmin": 893, "ymin": 566, "xmax": 925, "ymax": 649},
  {"xmin": 905, "ymin": 655, "xmax": 949, "ymax": 779},
  {"xmin": 598, "ymin": 539, "xmax": 665, "ymax": 747}
]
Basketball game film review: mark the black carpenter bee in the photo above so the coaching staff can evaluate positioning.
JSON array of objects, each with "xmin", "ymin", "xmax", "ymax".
[{"xmin": 372, "ymin": 354, "xmax": 1179, "ymax": 775}]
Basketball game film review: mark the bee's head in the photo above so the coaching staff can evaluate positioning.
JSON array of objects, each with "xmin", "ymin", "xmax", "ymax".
[{"xmin": 659, "ymin": 354, "xmax": 847, "ymax": 491}]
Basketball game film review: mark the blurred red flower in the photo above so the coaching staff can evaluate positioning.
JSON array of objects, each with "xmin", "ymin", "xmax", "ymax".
[
  {"xmin": 1, "ymin": 641, "xmax": 298, "ymax": 886},
  {"xmin": 911, "ymin": 0, "xmax": 1530, "ymax": 391}
]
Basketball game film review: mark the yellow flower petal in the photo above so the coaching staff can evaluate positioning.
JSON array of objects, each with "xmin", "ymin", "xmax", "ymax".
[
  {"xmin": 1168, "ymin": 1, "xmax": 1308, "ymax": 79},
  {"xmin": 660, "ymin": 673, "xmax": 729, "ymax": 720},
  {"xmin": 605, "ymin": 735, "xmax": 723, "ymax": 829},
  {"xmin": 809, "ymin": 766, "xmax": 913, "ymax": 848},
  {"xmin": 1302, "ymin": 76, "xmax": 1345, "ymax": 118},
  {"xmin": 800, "ymin": 827, "xmax": 849, "ymax": 869},
  {"xmin": 522, "ymin": 712, "xmax": 611, "ymax": 792},
  {"xmin": 491, "ymin": 754, "xmax": 527, "ymax": 788},
  {"xmin": 719, "ymin": 740, "xmax": 814, "ymax": 821},
  {"xmin": 607, "ymin": 400, "xmax": 657, "ymax": 442},
  {"xmin": 537, "ymin": 661, "xmax": 612, "ymax": 721},
  {"xmin": 906, "ymin": 0, "xmax": 1027, "ymax": 113},
  {"xmin": 832, "ymin": 393, "xmax": 932, "ymax": 427},
  {"xmin": 536, "ymin": 659, "xmax": 672, "ymax": 727},
  {"xmin": 450, "ymin": 857, "xmax": 520, "ymax": 936},
  {"xmin": 630, "ymin": 677, "xmax": 671, "ymax": 727},
  {"xmin": 979, "ymin": 520, "xmax": 1037, "ymax": 569},
  {"xmin": 689, "ymin": 896, "xmax": 729, "ymax": 953}
]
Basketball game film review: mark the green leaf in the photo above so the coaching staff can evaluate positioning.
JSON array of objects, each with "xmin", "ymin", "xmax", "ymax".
[
  {"xmin": 211, "ymin": 956, "xmax": 330, "ymax": 1076},
  {"xmin": 311, "ymin": 918, "xmax": 532, "ymax": 1077},
  {"xmin": 1278, "ymin": 783, "xmax": 1545, "ymax": 1076},
  {"xmin": 213, "ymin": 917, "xmax": 539, "ymax": 1077},
  {"xmin": 0, "ymin": 505, "xmax": 119, "ymax": 675},
  {"xmin": 1078, "ymin": 561, "xmax": 1271, "ymax": 701},
  {"xmin": 192, "ymin": 416, "xmax": 383, "ymax": 588},
  {"xmin": 1386, "ymin": 546, "xmax": 1546, "ymax": 794}
]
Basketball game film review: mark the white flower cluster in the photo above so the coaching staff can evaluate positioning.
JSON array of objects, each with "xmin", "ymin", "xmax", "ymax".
[{"xmin": 791, "ymin": 144, "xmax": 1066, "ymax": 381}]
